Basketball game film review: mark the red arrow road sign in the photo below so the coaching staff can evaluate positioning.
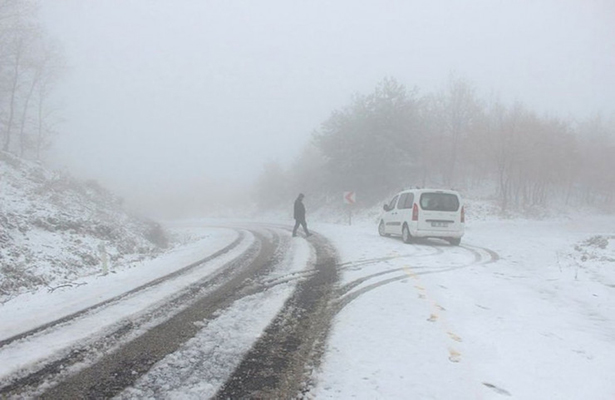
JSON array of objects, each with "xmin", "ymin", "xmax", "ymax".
[{"xmin": 343, "ymin": 191, "xmax": 356, "ymax": 205}]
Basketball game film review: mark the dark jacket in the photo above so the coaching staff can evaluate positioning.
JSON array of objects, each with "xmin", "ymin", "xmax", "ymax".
[{"xmin": 294, "ymin": 197, "xmax": 306, "ymax": 221}]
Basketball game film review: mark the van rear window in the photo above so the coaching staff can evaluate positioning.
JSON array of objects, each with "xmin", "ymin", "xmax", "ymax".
[{"xmin": 420, "ymin": 193, "xmax": 460, "ymax": 212}]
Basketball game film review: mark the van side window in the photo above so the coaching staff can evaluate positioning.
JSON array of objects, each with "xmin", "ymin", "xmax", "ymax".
[
  {"xmin": 388, "ymin": 195, "xmax": 399, "ymax": 210},
  {"xmin": 404, "ymin": 193, "xmax": 414, "ymax": 209},
  {"xmin": 398, "ymin": 193, "xmax": 414, "ymax": 209}
]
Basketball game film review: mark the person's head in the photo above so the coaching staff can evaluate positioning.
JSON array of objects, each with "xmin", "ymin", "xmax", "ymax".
[{"xmin": 298, "ymin": 193, "xmax": 305, "ymax": 200}]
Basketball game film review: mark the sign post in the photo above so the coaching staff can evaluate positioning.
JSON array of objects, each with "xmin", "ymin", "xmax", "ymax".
[{"xmin": 343, "ymin": 191, "xmax": 356, "ymax": 225}]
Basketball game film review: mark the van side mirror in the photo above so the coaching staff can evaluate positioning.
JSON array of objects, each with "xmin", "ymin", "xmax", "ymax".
[{"xmin": 383, "ymin": 204, "xmax": 390, "ymax": 212}]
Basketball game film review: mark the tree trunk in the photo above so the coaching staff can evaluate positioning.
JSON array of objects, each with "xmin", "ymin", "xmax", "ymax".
[{"xmin": 19, "ymin": 73, "xmax": 39, "ymax": 157}]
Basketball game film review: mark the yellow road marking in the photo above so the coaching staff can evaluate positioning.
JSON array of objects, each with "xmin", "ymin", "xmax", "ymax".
[
  {"xmin": 404, "ymin": 264, "xmax": 463, "ymax": 363},
  {"xmin": 448, "ymin": 332, "xmax": 463, "ymax": 342},
  {"xmin": 449, "ymin": 348, "xmax": 462, "ymax": 363}
]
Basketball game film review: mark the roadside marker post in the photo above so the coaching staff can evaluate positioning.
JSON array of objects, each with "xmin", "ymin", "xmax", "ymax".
[
  {"xmin": 98, "ymin": 242, "xmax": 109, "ymax": 276},
  {"xmin": 343, "ymin": 191, "xmax": 356, "ymax": 225}
]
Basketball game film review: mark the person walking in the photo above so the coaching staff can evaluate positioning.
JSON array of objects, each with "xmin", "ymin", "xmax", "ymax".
[{"xmin": 292, "ymin": 193, "xmax": 311, "ymax": 237}]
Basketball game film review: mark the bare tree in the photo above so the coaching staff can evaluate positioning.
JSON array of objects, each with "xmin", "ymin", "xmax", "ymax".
[
  {"xmin": 440, "ymin": 74, "xmax": 481, "ymax": 187},
  {"xmin": 575, "ymin": 115, "xmax": 615, "ymax": 208},
  {"xmin": 32, "ymin": 40, "xmax": 64, "ymax": 159},
  {"xmin": 2, "ymin": 34, "xmax": 25, "ymax": 151},
  {"xmin": 0, "ymin": 1, "xmax": 63, "ymax": 159},
  {"xmin": 16, "ymin": 28, "xmax": 45, "ymax": 156}
]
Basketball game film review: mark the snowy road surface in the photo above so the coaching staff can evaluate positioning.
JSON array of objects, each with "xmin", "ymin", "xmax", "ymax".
[
  {"xmin": 1, "ymin": 216, "xmax": 614, "ymax": 399},
  {"xmin": 310, "ymin": 216, "xmax": 615, "ymax": 399}
]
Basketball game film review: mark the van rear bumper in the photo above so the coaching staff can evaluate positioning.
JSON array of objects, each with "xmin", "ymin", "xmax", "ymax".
[{"xmin": 411, "ymin": 229, "xmax": 464, "ymax": 239}]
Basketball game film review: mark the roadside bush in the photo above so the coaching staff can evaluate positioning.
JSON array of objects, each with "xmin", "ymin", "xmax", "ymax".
[
  {"xmin": 144, "ymin": 222, "xmax": 168, "ymax": 249},
  {"xmin": 0, "ymin": 263, "xmax": 47, "ymax": 300}
]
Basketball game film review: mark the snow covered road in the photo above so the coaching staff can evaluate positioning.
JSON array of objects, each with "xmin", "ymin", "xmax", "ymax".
[
  {"xmin": 1, "ymin": 224, "xmax": 323, "ymax": 398},
  {"xmin": 0, "ymin": 227, "xmax": 250, "ymax": 396},
  {"xmin": 309, "ymin": 216, "xmax": 615, "ymax": 399},
  {"xmin": 1, "ymin": 216, "xmax": 614, "ymax": 399}
]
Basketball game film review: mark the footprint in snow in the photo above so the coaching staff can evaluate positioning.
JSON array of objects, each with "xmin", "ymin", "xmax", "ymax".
[{"xmin": 483, "ymin": 382, "xmax": 511, "ymax": 396}]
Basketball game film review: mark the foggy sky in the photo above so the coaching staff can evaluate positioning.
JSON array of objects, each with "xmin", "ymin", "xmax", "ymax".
[{"xmin": 39, "ymin": 0, "xmax": 615, "ymax": 210}]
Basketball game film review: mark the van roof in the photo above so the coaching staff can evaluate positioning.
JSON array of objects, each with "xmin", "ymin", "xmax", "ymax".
[{"xmin": 398, "ymin": 188, "xmax": 461, "ymax": 195}]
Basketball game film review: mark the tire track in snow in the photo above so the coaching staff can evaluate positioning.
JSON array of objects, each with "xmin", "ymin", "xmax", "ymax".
[
  {"xmin": 214, "ymin": 232, "xmax": 339, "ymax": 399},
  {"xmin": 209, "ymin": 234, "xmax": 498, "ymax": 398},
  {"xmin": 0, "ymin": 229, "xmax": 283, "ymax": 399},
  {"xmin": 0, "ymin": 231, "xmax": 246, "ymax": 350},
  {"xmin": 333, "ymin": 243, "xmax": 499, "ymax": 313},
  {"xmin": 33, "ymin": 229, "xmax": 284, "ymax": 400}
]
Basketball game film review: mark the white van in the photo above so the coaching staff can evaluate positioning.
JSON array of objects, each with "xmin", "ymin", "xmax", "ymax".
[{"xmin": 378, "ymin": 189, "xmax": 465, "ymax": 245}]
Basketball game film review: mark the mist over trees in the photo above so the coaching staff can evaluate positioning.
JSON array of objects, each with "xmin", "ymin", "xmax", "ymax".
[
  {"xmin": 2, "ymin": 0, "xmax": 611, "ymax": 216},
  {"xmin": 256, "ymin": 76, "xmax": 615, "ymax": 213},
  {"xmin": 0, "ymin": 0, "xmax": 63, "ymax": 160}
]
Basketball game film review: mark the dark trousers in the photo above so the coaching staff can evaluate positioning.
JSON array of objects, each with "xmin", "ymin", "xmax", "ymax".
[{"xmin": 293, "ymin": 219, "xmax": 309, "ymax": 236}]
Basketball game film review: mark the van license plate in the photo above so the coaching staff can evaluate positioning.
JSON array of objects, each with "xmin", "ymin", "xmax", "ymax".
[{"xmin": 431, "ymin": 222, "xmax": 448, "ymax": 227}]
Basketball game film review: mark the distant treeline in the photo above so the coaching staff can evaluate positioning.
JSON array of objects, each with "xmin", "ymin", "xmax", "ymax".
[
  {"xmin": 0, "ymin": 0, "xmax": 63, "ymax": 160},
  {"xmin": 256, "ymin": 77, "xmax": 615, "ymax": 212}
]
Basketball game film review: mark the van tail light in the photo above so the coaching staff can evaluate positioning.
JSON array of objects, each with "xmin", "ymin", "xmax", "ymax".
[
  {"xmin": 412, "ymin": 203, "xmax": 419, "ymax": 221},
  {"xmin": 461, "ymin": 206, "xmax": 465, "ymax": 223}
]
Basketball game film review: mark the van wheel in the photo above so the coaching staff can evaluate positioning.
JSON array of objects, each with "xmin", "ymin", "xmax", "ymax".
[
  {"xmin": 448, "ymin": 238, "xmax": 461, "ymax": 246},
  {"xmin": 402, "ymin": 224, "xmax": 413, "ymax": 244},
  {"xmin": 378, "ymin": 220, "xmax": 388, "ymax": 237}
]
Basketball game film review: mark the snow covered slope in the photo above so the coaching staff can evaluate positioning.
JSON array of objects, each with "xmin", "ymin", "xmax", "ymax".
[{"xmin": 0, "ymin": 151, "xmax": 167, "ymax": 302}]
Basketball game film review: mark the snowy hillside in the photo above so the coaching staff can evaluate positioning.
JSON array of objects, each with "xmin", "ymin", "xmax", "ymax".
[{"xmin": 0, "ymin": 151, "xmax": 167, "ymax": 302}]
